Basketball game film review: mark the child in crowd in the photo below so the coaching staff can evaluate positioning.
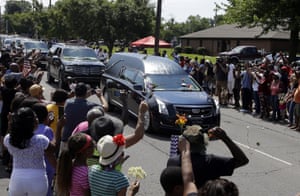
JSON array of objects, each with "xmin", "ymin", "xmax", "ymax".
[
  {"xmin": 89, "ymin": 134, "xmax": 139, "ymax": 196},
  {"xmin": 56, "ymin": 133, "xmax": 94, "ymax": 196},
  {"xmin": 32, "ymin": 103, "xmax": 55, "ymax": 196}
]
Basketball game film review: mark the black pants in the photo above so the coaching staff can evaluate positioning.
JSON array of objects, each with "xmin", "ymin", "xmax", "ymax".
[
  {"xmin": 233, "ymin": 88, "xmax": 241, "ymax": 107},
  {"xmin": 241, "ymin": 88, "xmax": 252, "ymax": 111}
]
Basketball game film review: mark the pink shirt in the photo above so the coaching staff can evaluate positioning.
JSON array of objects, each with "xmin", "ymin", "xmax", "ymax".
[
  {"xmin": 270, "ymin": 81, "xmax": 281, "ymax": 95},
  {"xmin": 70, "ymin": 166, "xmax": 90, "ymax": 196},
  {"xmin": 72, "ymin": 121, "xmax": 88, "ymax": 135}
]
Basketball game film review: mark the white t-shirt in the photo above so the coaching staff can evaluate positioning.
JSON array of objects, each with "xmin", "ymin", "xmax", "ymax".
[
  {"xmin": 4, "ymin": 134, "xmax": 49, "ymax": 169},
  {"xmin": 227, "ymin": 63, "xmax": 235, "ymax": 81}
]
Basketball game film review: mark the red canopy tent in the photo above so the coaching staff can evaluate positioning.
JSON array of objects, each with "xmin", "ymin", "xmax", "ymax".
[{"xmin": 130, "ymin": 36, "xmax": 171, "ymax": 48}]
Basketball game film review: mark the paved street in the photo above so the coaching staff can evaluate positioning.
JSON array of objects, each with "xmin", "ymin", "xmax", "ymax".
[
  {"xmin": 0, "ymin": 163, "xmax": 9, "ymax": 195},
  {"xmin": 0, "ymin": 74, "xmax": 300, "ymax": 195}
]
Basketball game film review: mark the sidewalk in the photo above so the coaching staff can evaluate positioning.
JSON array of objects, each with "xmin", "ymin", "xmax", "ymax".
[
  {"xmin": 220, "ymin": 101, "xmax": 290, "ymax": 126},
  {"xmin": 0, "ymin": 158, "xmax": 10, "ymax": 195}
]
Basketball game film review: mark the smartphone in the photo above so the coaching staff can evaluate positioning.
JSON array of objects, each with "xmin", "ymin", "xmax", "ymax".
[{"xmin": 48, "ymin": 112, "xmax": 54, "ymax": 121}]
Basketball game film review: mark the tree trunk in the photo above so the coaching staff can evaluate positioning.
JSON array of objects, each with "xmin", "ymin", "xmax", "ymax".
[{"xmin": 107, "ymin": 42, "xmax": 114, "ymax": 58}]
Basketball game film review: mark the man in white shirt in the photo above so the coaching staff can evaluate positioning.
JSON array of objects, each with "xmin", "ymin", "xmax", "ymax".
[{"xmin": 227, "ymin": 58, "xmax": 236, "ymax": 105}]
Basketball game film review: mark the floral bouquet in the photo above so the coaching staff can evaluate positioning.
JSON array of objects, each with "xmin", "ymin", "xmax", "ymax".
[
  {"xmin": 128, "ymin": 166, "xmax": 147, "ymax": 180},
  {"xmin": 175, "ymin": 113, "xmax": 188, "ymax": 133},
  {"xmin": 170, "ymin": 114, "xmax": 188, "ymax": 157}
]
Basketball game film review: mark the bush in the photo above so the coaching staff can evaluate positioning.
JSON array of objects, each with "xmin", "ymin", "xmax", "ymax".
[
  {"xmin": 183, "ymin": 46, "xmax": 194, "ymax": 54},
  {"xmin": 197, "ymin": 47, "xmax": 209, "ymax": 55},
  {"xmin": 174, "ymin": 46, "xmax": 182, "ymax": 53}
]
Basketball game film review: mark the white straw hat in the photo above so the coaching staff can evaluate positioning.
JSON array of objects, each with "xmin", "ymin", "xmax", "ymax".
[{"xmin": 97, "ymin": 134, "xmax": 125, "ymax": 166}]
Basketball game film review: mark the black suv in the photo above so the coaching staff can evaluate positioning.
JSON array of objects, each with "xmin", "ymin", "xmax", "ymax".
[
  {"xmin": 218, "ymin": 45, "xmax": 262, "ymax": 64},
  {"xmin": 101, "ymin": 52, "xmax": 220, "ymax": 133},
  {"xmin": 47, "ymin": 44, "xmax": 105, "ymax": 89}
]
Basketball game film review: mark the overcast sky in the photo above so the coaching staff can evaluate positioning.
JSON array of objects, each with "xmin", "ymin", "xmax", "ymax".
[
  {"xmin": 157, "ymin": 0, "xmax": 226, "ymax": 22},
  {"xmin": 1, "ymin": 0, "xmax": 227, "ymax": 23}
]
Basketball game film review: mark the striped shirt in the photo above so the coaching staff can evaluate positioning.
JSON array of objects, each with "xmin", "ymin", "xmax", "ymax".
[
  {"xmin": 89, "ymin": 165, "xmax": 129, "ymax": 196},
  {"xmin": 70, "ymin": 166, "xmax": 90, "ymax": 196}
]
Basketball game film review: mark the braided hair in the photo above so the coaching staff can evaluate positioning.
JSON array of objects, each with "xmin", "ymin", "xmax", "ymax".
[{"xmin": 9, "ymin": 107, "xmax": 37, "ymax": 149}]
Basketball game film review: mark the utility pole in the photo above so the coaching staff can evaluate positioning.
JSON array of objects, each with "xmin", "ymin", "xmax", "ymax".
[
  {"xmin": 213, "ymin": 2, "xmax": 220, "ymax": 27},
  {"xmin": 154, "ymin": 0, "xmax": 161, "ymax": 56}
]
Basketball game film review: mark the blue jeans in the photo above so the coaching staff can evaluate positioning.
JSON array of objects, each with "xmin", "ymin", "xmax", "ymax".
[
  {"xmin": 271, "ymin": 95, "xmax": 280, "ymax": 120},
  {"xmin": 288, "ymin": 101, "xmax": 296, "ymax": 125}
]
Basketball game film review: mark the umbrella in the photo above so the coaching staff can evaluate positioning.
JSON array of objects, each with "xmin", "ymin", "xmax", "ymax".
[{"xmin": 130, "ymin": 36, "xmax": 171, "ymax": 48}]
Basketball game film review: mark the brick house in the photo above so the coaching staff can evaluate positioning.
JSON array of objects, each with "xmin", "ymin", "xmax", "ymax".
[{"xmin": 180, "ymin": 24, "xmax": 296, "ymax": 56}]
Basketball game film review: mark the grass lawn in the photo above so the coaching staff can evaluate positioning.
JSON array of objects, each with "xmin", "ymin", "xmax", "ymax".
[
  {"xmin": 143, "ymin": 48, "xmax": 217, "ymax": 63},
  {"xmin": 108, "ymin": 46, "xmax": 217, "ymax": 64}
]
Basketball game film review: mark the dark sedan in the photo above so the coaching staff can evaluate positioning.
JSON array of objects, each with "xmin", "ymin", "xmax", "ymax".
[{"xmin": 101, "ymin": 52, "xmax": 220, "ymax": 133}]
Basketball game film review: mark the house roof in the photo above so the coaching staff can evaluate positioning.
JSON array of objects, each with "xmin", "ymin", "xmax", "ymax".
[{"xmin": 180, "ymin": 24, "xmax": 290, "ymax": 40}]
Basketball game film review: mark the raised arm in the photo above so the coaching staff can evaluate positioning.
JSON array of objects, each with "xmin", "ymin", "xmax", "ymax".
[
  {"xmin": 208, "ymin": 127, "xmax": 249, "ymax": 168},
  {"xmin": 95, "ymin": 88, "xmax": 109, "ymax": 112},
  {"xmin": 45, "ymin": 141, "xmax": 57, "ymax": 168},
  {"xmin": 125, "ymin": 101, "xmax": 148, "ymax": 148},
  {"xmin": 55, "ymin": 115, "xmax": 66, "ymax": 155},
  {"xmin": 179, "ymin": 136, "xmax": 198, "ymax": 196}
]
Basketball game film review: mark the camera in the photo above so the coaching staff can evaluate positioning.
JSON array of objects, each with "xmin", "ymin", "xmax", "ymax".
[{"xmin": 48, "ymin": 112, "xmax": 54, "ymax": 121}]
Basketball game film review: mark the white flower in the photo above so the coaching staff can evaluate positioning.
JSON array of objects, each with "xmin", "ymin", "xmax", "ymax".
[{"xmin": 128, "ymin": 166, "xmax": 147, "ymax": 180}]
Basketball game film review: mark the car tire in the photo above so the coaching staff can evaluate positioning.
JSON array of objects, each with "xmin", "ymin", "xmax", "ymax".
[
  {"xmin": 47, "ymin": 66, "xmax": 54, "ymax": 84},
  {"xmin": 146, "ymin": 112, "xmax": 160, "ymax": 133}
]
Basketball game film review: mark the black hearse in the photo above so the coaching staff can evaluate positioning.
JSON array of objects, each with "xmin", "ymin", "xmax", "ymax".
[{"xmin": 101, "ymin": 52, "xmax": 220, "ymax": 133}]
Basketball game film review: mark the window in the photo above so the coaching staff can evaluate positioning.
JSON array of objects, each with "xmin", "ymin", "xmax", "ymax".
[
  {"xmin": 135, "ymin": 72, "xmax": 144, "ymax": 87},
  {"xmin": 120, "ymin": 67, "xmax": 137, "ymax": 84}
]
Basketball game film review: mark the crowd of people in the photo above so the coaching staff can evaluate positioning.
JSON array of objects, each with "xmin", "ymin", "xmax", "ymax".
[
  {"xmin": 0, "ymin": 66, "xmax": 149, "ymax": 196},
  {"xmin": 0, "ymin": 45, "xmax": 299, "ymax": 196},
  {"xmin": 175, "ymin": 51, "xmax": 300, "ymax": 130}
]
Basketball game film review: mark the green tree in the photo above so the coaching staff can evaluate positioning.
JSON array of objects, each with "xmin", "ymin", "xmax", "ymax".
[
  {"xmin": 5, "ymin": 13, "xmax": 34, "ymax": 35},
  {"xmin": 46, "ymin": 6, "xmax": 69, "ymax": 40},
  {"xmin": 5, "ymin": 0, "xmax": 32, "ymax": 14},
  {"xmin": 185, "ymin": 15, "xmax": 210, "ymax": 33},
  {"xmin": 97, "ymin": 0, "xmax": 154, "ymax": 56},
  {"xmin": 161, "ymin": 18, "xmax": 186, "ymax": 45},
  {"xmin": 161, "ymin": 16, "xmax": 210, "ymax": 48},
  {"xmin": 225, "ymin": 0, "xmax": 300, "ymax": 61},
  {"xmin": 53, "ymin": 0, "xmax": 99, "ymax": 41}
]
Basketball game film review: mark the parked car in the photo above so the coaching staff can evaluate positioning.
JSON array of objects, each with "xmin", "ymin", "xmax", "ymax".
[
  {"xmin": 47, "ymin": 44, "xmax": 105, "ymax": 89},
  {"xmin": 218, "ymin": 45, "xmax": 263, "ymax": 64},
  {"xmin": 3, "ymin": 38, "xmax": 12, "ymax": 51},
  {"xmin": 101, "ymin": 52, "xmax": 220, "ymax": 133},
  {"xmin": 22, "ymin": 40, "xmax": 49, "ymax": 70}
]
